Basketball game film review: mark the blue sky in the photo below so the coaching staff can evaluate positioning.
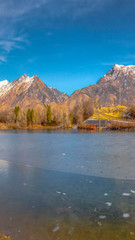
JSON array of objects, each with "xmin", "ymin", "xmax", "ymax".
[{"xmin": 0, "ymin": 0, "xmax": 135, "ymax": 94}]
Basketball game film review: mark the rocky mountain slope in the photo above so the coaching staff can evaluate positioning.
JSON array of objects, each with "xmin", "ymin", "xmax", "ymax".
[
  {"xmin": 0, "ymin": 74, "xmax": 68, "ymax": 111},
  {"xmin": 0, "ymin": 65, "xmax": 135, "ymax": 113},
  {"xmin": 64, "ymin": 64, "xmax": 135, "ymax": 108}
]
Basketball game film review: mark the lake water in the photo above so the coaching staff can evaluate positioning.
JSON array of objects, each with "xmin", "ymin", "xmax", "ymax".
[{"xmin": 0, "ymin": 130, "xmax": 135, "ymax": 239}]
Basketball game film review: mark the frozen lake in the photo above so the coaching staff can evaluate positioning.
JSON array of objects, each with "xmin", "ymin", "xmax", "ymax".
[{"xmin": 0, "ymin": 130, "xmax": 135, "ymax": 239}]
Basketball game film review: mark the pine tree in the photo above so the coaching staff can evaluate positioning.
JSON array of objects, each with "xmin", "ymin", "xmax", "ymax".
[
  {"xmin": 27, "ymin": 109, "xmax": 31, "ymax": 126},
  {"xmin": 31, "ymin": 109, "xmax": 34, "ymax": 125},
  {"xmin": 53, "ymin": 115, "xmax": 57, "ymax": 125},
  {"xmin": 47, "ymin": 106, "xmax": 52, "ymax": 124},
  {"xmin": 69, "ymin": 113, "xmax": 73, "ymax": 124},
  {"xmin": 14, "ymin": 106, "xmax": 20, "ymax": 123},
  {"xmin": 27, "ymin": 109, "xmax": 34, "ymax": 126}
]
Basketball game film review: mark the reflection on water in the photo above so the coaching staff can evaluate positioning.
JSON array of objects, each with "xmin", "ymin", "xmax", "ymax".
[{"xmin": 0, "ymin": 130, "xmax": 135, "ymax": 239}]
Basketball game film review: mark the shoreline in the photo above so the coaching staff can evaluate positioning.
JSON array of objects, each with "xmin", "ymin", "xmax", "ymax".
[
  {"xmin": 0, "ymin": 123, "xmax": 74, "ymax": 130},
  {"xmin": 1, "ymin": 120, "xmax": 135, "ymax": 132},
  {"xmin": 1, "ymin": 125, "xmax": 135, "ymax": 132}
]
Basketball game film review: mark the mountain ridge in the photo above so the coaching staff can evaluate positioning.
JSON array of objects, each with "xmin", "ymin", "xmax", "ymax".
[
  {"xmin": 0, "ymin": 64, "xmax": 135, "ymax": 113},
  {"xmin": 0, "ymin": 74, "xmax": 68, "ymax": 112},
  {"xmin": 65, "ymin": 64, "xmax": 135, "ymax": 108}
]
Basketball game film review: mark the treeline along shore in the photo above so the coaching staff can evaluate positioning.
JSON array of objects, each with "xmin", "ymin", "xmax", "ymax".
[
  {"xmin": 0, "ymin": 103, "xmax": 135, "ymax": 131},
  {"xmin": 0, "ymin": 101, "xmax": 93, "ymax": 129}
]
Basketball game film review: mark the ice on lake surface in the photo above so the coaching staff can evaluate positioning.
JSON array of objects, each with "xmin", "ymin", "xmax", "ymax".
[
  {"xmin": 0, "ymin": 130, "xmax": 135, "ymax": 239},
  {"xmin": 0, "ymin": 130, "xmax": 135, "ymax": 180}
]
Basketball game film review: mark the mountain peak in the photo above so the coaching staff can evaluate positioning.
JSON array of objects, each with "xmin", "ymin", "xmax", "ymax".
[
  {"xmin": 113, "ymin": 64, "xmax": 135, "ymax": 70},
  {"xmin": 17, "ymin": 74, "xmax": 35, "ymax": 85},
  {"xmin": 0, "ymin": 80, "xmax": 9, "ymax": 88},
  {"xmin": 22, "ymin": 74, "xmax": 28, "ymax": 78},
  {"xmin": 103, "ymin": 64, "xmax": 135, "ymax": 79},
  {"xmin": 0, "ymin": 74, "xmax": 68, "ymax": 110},
  {"xmin": 113, "ymin": 64, "xmax": 124, "ymax": 69}
]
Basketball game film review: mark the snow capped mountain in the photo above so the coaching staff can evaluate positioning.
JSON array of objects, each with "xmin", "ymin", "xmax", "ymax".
[
  {"xmin": 0, "ymin": 80, "xmax": 9, "ymax": 88},
  {"xmin": 0, "ymin": 74, "xmax": 68, "ymax": 111},
  {"xmin": 97, "ymin": 64, "xmax": 135, "ymax": 105},
  {"xmin": 99, "ymin": 64, "xmax": 135, "ymax": 87},
  {"xmin": 1, "ymin": 65, "xmax": 135, "ymax": 112},
  {"xmin": 113, "ymin": 64, "xmax": 135, "ymax": 69},
  {"xmin": 67, "ymin": 64, "xmax": 135, "ymax": 107},
  {"xmin": 14, "ymin": 74, "xmax": 35, "ymax": 84},
  {"xmin": 0, "ymin": 74, "xmax": 35, "ymax": 98}
]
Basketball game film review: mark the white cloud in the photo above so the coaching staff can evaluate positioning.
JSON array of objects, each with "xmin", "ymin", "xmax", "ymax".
[
  {"xmin": 0, "ymin": 40, "xmax": 20, "ymax": 53},
  {"xmin": 0, "ymin": 55, "xmax": 6, "ymax": 63},
  {"xmin": 0, "ymin": 0, "xmax": 113, "ymax": 21},
  {"xmin": 0, "ymin": 37, "xmax": 28, "ymax": 63},
  {"xmin": 0, "ymin": 0, "xmax": 47, "ymax": 63},
  {"xmin": 0, "ymin": 0, "xmax": 113, "ymax": 64},
  {"xmin": 0, "ymin": 0, "xmax": 46, "ymax": 18}
]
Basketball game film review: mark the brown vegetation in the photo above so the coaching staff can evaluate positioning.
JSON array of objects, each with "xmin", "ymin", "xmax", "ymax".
[
  {"xmin": 71, "ymin": 101, "xmax": 94, "ymax": 124},
  {"xmin": 0, "ymin": 233, "xmax": 12, "ymax": 239},
  {"xmin": 0, "ymin": 100, "xmax": 94, "ymax": 129},
  {"xmin": 106, "ymin": 121, "xmax": 135, "ymax": 130},
  {"xmin": 126, "ymin": 106, "xmax": 135, "ymax": 119}
]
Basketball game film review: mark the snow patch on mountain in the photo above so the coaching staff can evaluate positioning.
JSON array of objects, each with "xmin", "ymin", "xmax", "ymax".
[
  {"xmin": 0, "ymin": 82, "xmax": 13, "ymax": 97},
  {"xmin": 17, "ymin": 74, "xmax": 35, "ymax": 84},
  {"xmin": 49, "ymin": 86, "xmax": 55, "ymax": 90},
  {"xmin": 49, "ymin": 86, "xmax": 67, "ymax": 95},
  {"xmin": 114, "ymin": 64, "xmax": 135, "ymax": 69},
  {"xmin": 0, "ymin": 74, "xmax": 68, "ymax": 105},
  {"xmin": 0, "ymin": 80, "xmax": 9, "ymax": 88},
  {"xmin": 0, "ymin": 75, "xmax": 35, "ymax": 98}
]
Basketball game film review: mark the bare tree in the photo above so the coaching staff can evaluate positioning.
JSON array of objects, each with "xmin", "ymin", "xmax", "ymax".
[{"xmin": 72, "ymin": 101, "xmax": 93, "ymax": 124}]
